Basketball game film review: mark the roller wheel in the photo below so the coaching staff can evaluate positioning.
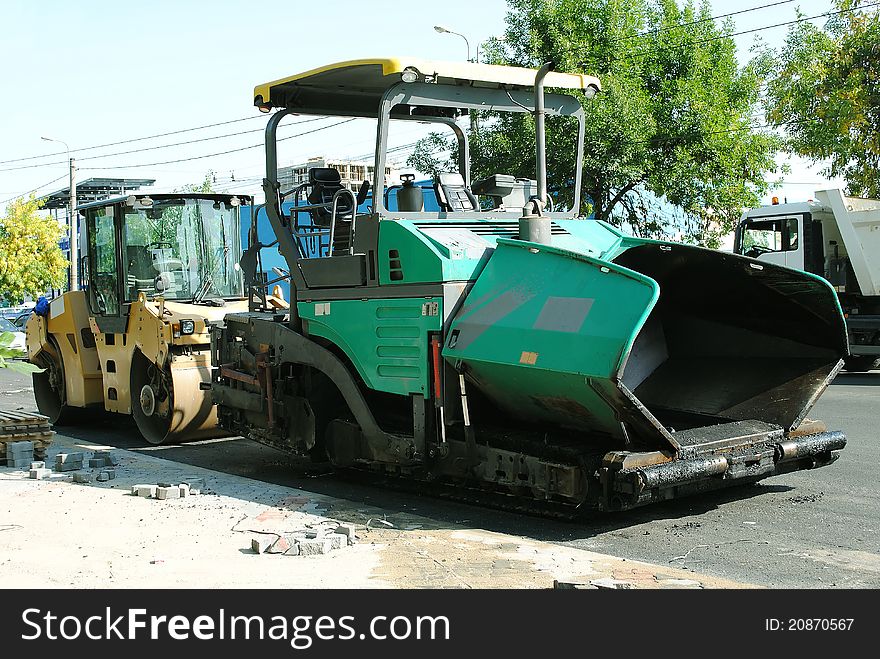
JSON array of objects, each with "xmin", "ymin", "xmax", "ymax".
[
  {"xmin": 32, "ymin": 343, "xmax": 83, "ymax": 425},
  {"xmin": 843, "ymin": 356, "xmax": 878, "ymax": 373},
  {"xmin": 130, "ymin": 353, "xmax": 176, "ymax": 445}
]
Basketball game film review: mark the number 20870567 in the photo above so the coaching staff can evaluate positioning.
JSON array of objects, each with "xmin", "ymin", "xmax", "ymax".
[{"xmin": 765, "ymin": 619, "xmax": 854, "ymax": 631}]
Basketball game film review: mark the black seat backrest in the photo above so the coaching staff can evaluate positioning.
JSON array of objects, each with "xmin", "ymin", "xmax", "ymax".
[
  {"xmin": 434, "ymin": 172, "xmax": 478, "ymax": 212},
  {"xmin": 126, "ymin": 245, "xmax": 154, "ymax": 280},
  {"xmin": 306, "ymin": 167, "xmax": 351, "ymax": 226}
]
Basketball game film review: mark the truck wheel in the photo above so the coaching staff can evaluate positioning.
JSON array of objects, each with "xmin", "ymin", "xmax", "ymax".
[
  {"xmin": 32, "ymin": 345, "xmax": 82, "ymax": 425},
  {"xmin": 843, "ymin": 356, "xmax": 878, "ymax": 372}
]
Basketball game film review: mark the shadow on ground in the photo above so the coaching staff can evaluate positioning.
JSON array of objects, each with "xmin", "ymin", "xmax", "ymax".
[{"xmin": 52, "ymin": 411, "xmax": 796, "ymax": 545}]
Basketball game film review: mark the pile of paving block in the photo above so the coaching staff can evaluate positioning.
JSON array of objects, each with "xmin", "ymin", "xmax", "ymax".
[
  {"xmin": 131, "ymin": 476, "xmax": 206, "ymax": 500},
  {"xmin": 0, "ymin": 410, "xmax": 54, "ymax": 464},
  {"xmin": 251, "ymin": 523, "xmax": 357, "ymax": 557},
  {"xmin": 57, "ymin": 450, "xmax": 118, "ymax": 483}
]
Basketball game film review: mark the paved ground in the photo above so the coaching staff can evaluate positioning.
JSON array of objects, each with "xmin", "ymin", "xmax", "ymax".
[{"xmin": 2, "ymin": 368, "xmax": 877, "ymax": 588}]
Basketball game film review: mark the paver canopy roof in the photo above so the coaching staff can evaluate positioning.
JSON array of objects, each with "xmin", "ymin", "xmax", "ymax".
[{"xmin": 253, "ymin": 58, "xmax": 601, "ymax": 115}]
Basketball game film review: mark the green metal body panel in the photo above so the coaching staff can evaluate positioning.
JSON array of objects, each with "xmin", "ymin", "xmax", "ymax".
[
  {"xmin": 378, "ymin": 220, "xmax": 493, "ymax": 284},
  {"xmin": 298, "ymin": 297, "xmax": 442, "ymax": 396},
  {"xmin": 442, "ymin": 238, "xmax": 658, "ymax": 438}
]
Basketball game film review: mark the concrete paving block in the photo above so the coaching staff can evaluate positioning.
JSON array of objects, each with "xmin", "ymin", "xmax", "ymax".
[
  {"xmin": 9, "ymin": 459, "xmax": 31, "ymax": 469},
  {"xmin": 30, "ymin": 461, "xmax": 46, "ymax": 470},
  {"xmin": 334, "ymin": 524, "xmax": 356, "ymax": 544},
  {"xmin": 55, "ymin": 462, "xmax": 82, "ymax": 473},
  {"xmin": 55, "ymin": 452, "xmax": 83, "ymax": 464},
  {"xmin": 589, "ymin": 578, "xmax": 635, "ymax": 590},
  {"xmin": 156, "ymin": 486, "xmax": 180, "ymax": 500},
  {"xmin": 267, "ymin": 536, "xmax": 292, "ymax": 554},
  {"xmin": 297, "ymin": 539, "xmax": 331, "ymax": 556},
  {"xmin": 29, "ymin": 468, "xmax": 52, "ymax": 480},
  {"xmin": 93, "ymin": 451, "xmax": 114, "ymax": 466},
  {"xmin": 328, "ymin": 533, "xmax": 347, "ymax": 551},
  {"xmin": 72, "ymin": 473, "xmax": 92, "ymax": 484},
  {"xmin": 96, "ymin": 470, "xmax": 115, "ymax": 482},
  {"xmin": 88, "ymin": 458, "xmax": 110, "ymax": 468},
  {"xmin": 135, "ymin": 485, "xmax": 157, "ymax": 498},
  {"xmin": 251, "ymin": 536, "xmax": 274, "ymax": 554},
  {"xmin": 178, "ymin": 484, "xmax": 190, "ymax": 498},
  {"xmin": 181, "ymin": 476, "xmax": 206, "ymax": 491},
  {"xmin": 284, "ymin": 543, "xmax": 301, "ymax": 557},
  {"xmin": 7, "ymin": 441, "xmax": 35, "ymax": 453}
]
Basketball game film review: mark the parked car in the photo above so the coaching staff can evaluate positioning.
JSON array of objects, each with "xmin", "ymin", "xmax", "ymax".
[
  {"xmin": 0, "ymin": 316, "xmax": 27, "ymax": 351},
  {"xmin": 11, "ymin": 309, "xmax": 32, "ymax": 328}
]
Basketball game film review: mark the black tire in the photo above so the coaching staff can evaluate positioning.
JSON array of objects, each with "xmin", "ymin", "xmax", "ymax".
[
  {"xmin": 32, "ymin": 345, "xmax": 84, "ymax": 426},
  {"xmin": 843, "ymin": 355, "xmax": 879, "ymax": 373}
]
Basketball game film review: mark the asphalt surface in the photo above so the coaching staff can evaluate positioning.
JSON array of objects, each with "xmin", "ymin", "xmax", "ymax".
[{"xmin": 3, "ymin": 367, "xmax": 877, "ymax": 588}]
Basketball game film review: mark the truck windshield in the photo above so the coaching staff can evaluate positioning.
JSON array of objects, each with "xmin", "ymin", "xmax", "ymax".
[
  {"xmin": 122, "ymin": 198, "xmax": 243, "ymax": 302},
  {"xmin": 740, "ymin": 217, "xmax": 798, "ymax": 257}
]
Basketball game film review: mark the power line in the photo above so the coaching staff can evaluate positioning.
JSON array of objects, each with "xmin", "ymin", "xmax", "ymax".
[
  {"xmin": 606, "ymin": 0, "xmax": 798, "ymax": 44},
  {"xmin": 0, "ymin": 114, "xmax": 267, "ymax": 166},
  {"xmin": 81, "ymin": 119, "xmax": 357, "ymax": 171},
  {"xmin": 0, "ymin": 116, "xmax": 333, "ymax": 173},
  {"xmin": 617, "ymin": 1, "xmax": 880, "ymax": 63},
  {"xmin": 0, "ymin": 174, "xmax": 68, "ymax": 206}
]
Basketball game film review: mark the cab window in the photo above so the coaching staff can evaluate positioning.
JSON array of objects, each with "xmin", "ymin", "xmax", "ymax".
[
  {"xmin": 741, "ymin": 218, "xmax": 799, "ymax": 257},
  {"xmin": 86, "ymin": 206, "xmax": 120, "ymax": 315}
]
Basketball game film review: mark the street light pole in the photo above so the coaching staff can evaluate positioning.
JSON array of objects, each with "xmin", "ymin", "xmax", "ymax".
[
  {"xmin": 434, "ymin": 25, "xmax": 478, "ymax": 134},
  {"xmin": 434, "ymin": 25, "xmax": 472, "ymax": 62},
  {"xmin": 42, "ymin": 137, "xmax": 77, "ymax": 291}
]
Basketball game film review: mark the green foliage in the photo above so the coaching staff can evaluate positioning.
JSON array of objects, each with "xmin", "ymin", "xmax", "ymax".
[
  {"xmin": 0, "ymin": 196, "xmax": 68, "ymax": 304},
  {"xmin": 0, "ymin": 330, "xmax": 42, "ymax": 374},
  {"xmin": 176, "ymin": 171, "xmax": 216, "ymax": 194},
  {"xmin": 409, "ymin": 0, "xmax": 782, "ymax": 247},
  {"xmin": 764, "ymin": 0, "xmax": 880, "ymax": 197}
]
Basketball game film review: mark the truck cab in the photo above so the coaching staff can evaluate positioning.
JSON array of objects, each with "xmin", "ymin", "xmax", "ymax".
[{"xmin": 735, "ymin": 191, "xmax": 880, "ymax": 371}]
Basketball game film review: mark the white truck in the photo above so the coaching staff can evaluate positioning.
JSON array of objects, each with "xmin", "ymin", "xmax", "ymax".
[{"xmin": 735, "ymin": 189, "xmax": 880, "ymax": 372}]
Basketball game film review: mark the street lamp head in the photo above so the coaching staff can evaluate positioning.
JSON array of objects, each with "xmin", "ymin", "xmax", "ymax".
[{"xmin": 434, "ymin": 25, "xmax": 450, "ymax": 34}]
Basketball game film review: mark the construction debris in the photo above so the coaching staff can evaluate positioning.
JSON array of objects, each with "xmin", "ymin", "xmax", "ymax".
[
  {"xmin": 249, "ymin": 526, "xmax": 357, "ymax": 558},
  {"xmin": 130, "ymin": 481, "xmax": 202, "ymax": 500},
  {"xmin": 29, "ymin": 467, "xmax": 52, "ymax": 480},
  {"xmin": 72, "ymin": 473, "xmax": 92, "ymax": 484},
  {"xmin": 251, "ymin": 536, "xmax": 274, "ymax": 554}
]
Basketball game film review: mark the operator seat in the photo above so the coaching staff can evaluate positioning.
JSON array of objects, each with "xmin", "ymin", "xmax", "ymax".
[
  {"xmin": 126, "ymin": 245, "xmax": 156, "ymax": 298},
  {"xmin": 434, "ymin": 172, "xmax": 479, "ymax": 212},
  {"xmin": 306, "ymin": 168, "xmax": 352, "ymax": 227}
]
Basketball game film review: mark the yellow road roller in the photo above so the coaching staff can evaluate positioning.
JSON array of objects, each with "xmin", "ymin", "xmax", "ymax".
[{"xmin": 26, "ymin": 193, "xmax": 280, "ymax": 444}]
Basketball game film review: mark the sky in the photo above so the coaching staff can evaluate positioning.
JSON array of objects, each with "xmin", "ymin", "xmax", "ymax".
[{"xmin": 0, "ymin": 0, "xmax": 844, "ymax": 215}]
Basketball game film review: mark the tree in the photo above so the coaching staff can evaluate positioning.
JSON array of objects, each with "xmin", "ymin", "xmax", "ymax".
[
  {"xmin": 176, "ymin": 171, "xmax": 216, "ymax": 194},
  {"xmin": 409, "ymin": 0, "xmax": 782, "ymax": 247},
  {"xmin": 764, "ymin": 0, "xmax": 880, "ymax": 197},
  {"xmin": 0, "ymin": 196, "xmax": 67, "ymax": 304}
]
